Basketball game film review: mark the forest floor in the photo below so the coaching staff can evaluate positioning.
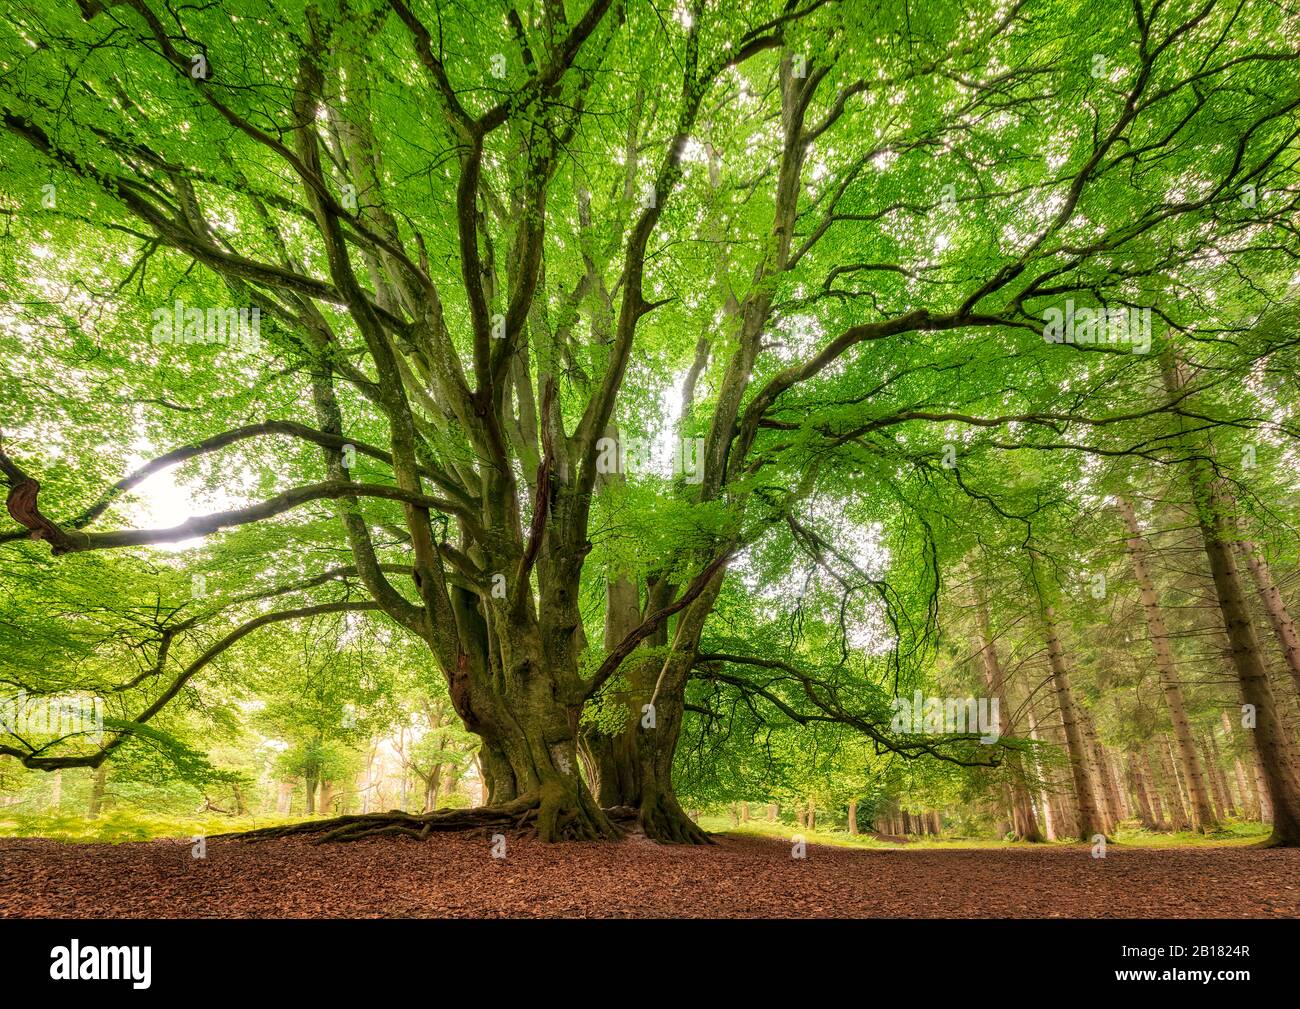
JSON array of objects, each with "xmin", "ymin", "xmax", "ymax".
[{"xmin": 1, "ymin": 830, "xmax": 1297, "ymax": 918}]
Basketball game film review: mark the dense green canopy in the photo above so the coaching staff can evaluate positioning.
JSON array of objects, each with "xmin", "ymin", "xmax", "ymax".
[{"xmin": 2, "ymin": 0, "xmax": 1298, "ymax": 843}]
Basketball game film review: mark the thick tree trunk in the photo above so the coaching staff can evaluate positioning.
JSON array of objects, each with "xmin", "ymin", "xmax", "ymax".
[
  {"xmin": 1118, "ymin": 495, "xmax": 1218, "ymax": 831},
  {"xmin": 1041, "ymin": 604, "xmax": 1108, "ymax": 839},
  {"xmin": 847, "ymin": 799, "xmax": 858, "ymax": 835}
]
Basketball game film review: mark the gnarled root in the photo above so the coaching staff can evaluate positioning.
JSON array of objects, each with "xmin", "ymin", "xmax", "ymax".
[
  {"xmin": 637, "ymin": 792, "xmax": 713, "ymax": 845},
  {"xmin": 222, "ymin": 792, "xmax": 625, "ymax": 845}
]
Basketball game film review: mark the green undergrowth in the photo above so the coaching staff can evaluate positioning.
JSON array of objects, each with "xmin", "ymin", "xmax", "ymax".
[{"xmin": 700, "ymin": 815, "xmax": 1272, "ymax": 849}]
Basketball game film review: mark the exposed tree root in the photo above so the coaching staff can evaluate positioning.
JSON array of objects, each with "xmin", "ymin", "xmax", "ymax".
[
  {"xmin": 637, "ymin": 795, "xmax": 714, "ymax": 845},
  {"xmin": 220, "ymin": 794, "xmax": 636, "ymax": 845}
]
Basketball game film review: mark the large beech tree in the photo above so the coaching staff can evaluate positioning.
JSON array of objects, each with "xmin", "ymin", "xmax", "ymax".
[{"xmin": 2, "ymin": 0, "xmax": 1299, "ymax": 842}]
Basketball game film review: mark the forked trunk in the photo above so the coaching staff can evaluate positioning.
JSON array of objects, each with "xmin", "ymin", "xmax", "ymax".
[{"xmin": 585, "ymin": 656, "xmax": 710, "ymax": 843}]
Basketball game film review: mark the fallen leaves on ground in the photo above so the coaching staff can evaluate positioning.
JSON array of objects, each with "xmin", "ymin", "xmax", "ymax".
[{"xmin": 1, "ymin": 833, "xmax": 1296, "ymax": 918}]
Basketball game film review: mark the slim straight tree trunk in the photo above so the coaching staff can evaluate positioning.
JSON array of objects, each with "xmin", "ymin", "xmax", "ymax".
[
  {"xmin": 1042, "ymin": 604, "xmax": 1107, "ymax": 839},
  {"xmin": 1164, "ymin": 354, "xmax": 1300, "ymax": 845},
  {"xmin": 1038, "ymin": 691, "xmax": 1080, "ymax": 839},
  {"xmin": 1198, "ymin": 737, "xmax": 1228, "ymax": 822},
  {"xmin": 1119, "ymin": 495, "xmax": 1218, "ymax": 831},
  {"xmin": 766, "ymin": 802, "xmax": 777, "ymax": 822},
  {"xmin": 1158, "ymin": 735, "xmax": 1192, "ymax": 831},
  {"xmin": 1138, "ymin": 749, "xmax": 1168, "ymax": 830},
  {"xmin": 740, "ymin": 801, "xmax": 749, "ymax": 823},
  {"xmin": 847, "ymin": 799, "xmax": 858, "ymax": 835},
  {"xmin": 1078, "ymin": 705, "xmax": 1121, "ymax": 831},
  {"xmin": 1024, "ymin": 702, "xmax": 1058, "ymax": 840},
  {"xmin": 975, "ymin": 587, "xmax": 1044, "ymax": 840},
  {"xmin": 1236, "ymin": 540, "xmax": 1300, "ymax": 696},
  {"xmin": 305, "ymin": 773, "xmax": 318, "ymax": 815},
  {"xmin": 1205, "ymin": 730, "xmax": 1238, "ymax": 817},
  {"xmin": 1253, "ymin": 756, "xmax": 1274, "ymax": 823},
  {"xmin": 1221, "ymin": 710, "xmax": 1257, "ymax": 820},
  {"xmin": 318, "ymin": 779, "xmax": 334, "ymax": 816},
  {"xmin": 88, "ymin": 765, "xmax": 107, "ymax": 817},
  {"xmin": 1127, "ymin": 751, "xmax": 1157, "ymax": 830}
]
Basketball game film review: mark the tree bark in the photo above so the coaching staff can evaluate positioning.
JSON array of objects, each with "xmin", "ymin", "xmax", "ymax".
[
  {"xmin": 88, "ymin": 764, "xmax": 107, "ymax": 817},
  {"xmin": 1221, "ymin": 709, "xmax": 1258, "ymax": 820},
  {"xmin": 1237, "ymin": 540, "xmax": 1300, "ymax": 695},
  {"xmin": 1118, "ymin": 495, "xmax": 1218, "ymax": 831},
  {"xmin": 1127, "ymin": 751, "xmax": 1158, "ymax": 830},
  {"xmin": 1138, "ymin": 748, "xmax": 1168, "ymax": 830},
  {"xmin": 975, "ymin": 587, "xmax": 1044, "ymax": 840},
  {"xmin": 1165, "ymin": 354, "xmax": 1300, "ymax": 844},
  {"xmin": 1041, "ymin": 604, "xmax": 1108, "ymax": 839}
]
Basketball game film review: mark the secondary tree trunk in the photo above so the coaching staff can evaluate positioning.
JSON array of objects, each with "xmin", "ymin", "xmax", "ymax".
[
  {"xmin": 1237, "ymin": 540, "xmax": 1300, "ymax": 695},
  {"xmin": 1041, "ymin": 603, "xmax": 1108, "ymax": 839},
  {"xmin": 1138, "ymin": 748, "xmax": 1168, "ymax": 830},
  {"xmin": 584, "ymin": 575, "xmax": 708, "ymax": 842},
  {"xmin": 1127, "ymin": 751, "xmax": 1157, "ymax": 830},
  {"xmin": 318, "ymin": 779, "xmax": 334, "ymax": 816},
  {"xmin": 88, "ymin": 764, "xmax": 107, "ymax": 817},
  {"xmin": 1119, "ymin": 495, "xmax": 1218, "ymax": 831},
  {"xmin": 1025, "ymin": 699, "xmax": 1058, "ymax": 840},
  {"xmin": 1164, "ymin": 355, "xmax": 1300, "ymax": 845},
  {"xmin": 975, "ymin": 586, "xmax": 1043, "ymax": 841},
  {"xmin": 1221, "ymin": 709, "xmax": 1257, "ymax": 820}
]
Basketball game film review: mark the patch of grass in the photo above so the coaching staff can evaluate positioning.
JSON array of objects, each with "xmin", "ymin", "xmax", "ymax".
[
  {"xmin": 0, "ymin": 808, "xmax": 308, "ymax": 844},
  {"xmin": 698, "ymin": 815, "xmax": 1274, "ymax": 849}
]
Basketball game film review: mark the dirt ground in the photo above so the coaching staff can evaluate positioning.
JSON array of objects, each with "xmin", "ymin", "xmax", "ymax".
[{"xmin": 1, "ymin": 833, "xmax": 1297, "ymax": 918}]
